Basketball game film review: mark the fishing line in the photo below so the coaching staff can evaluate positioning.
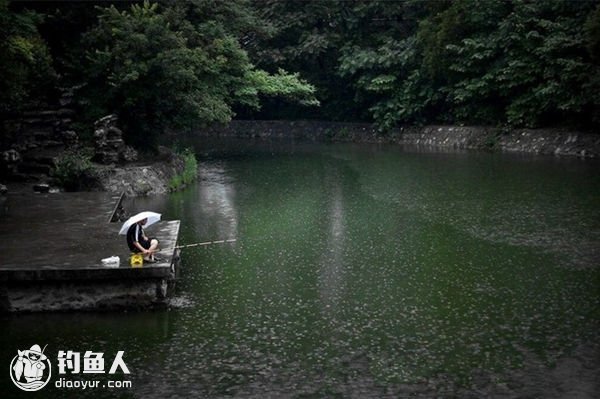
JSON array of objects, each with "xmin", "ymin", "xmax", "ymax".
[{"xmin": 175, "ymin": 239, "xmax": 237, "ymax": 249}]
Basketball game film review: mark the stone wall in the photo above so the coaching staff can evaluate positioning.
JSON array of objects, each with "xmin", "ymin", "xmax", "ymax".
[
  {"xmin": 0, "ymin": 109, "xmax": 78, "ymax": 181},
  {"xmin": 93, "ymin": 114, "xmax": 138, "ymax": 164},
  {"xmin": 1, "ymin": 278, "xmax": 170, "ymax": 312},
  {"xmin": 94, "ymin": 147, "xmax": 185, "ymax": 196},
  {"xmin": 0, "ymin": 87, "xmax": 79, "ymax": 182},
  {"xmin": 200, "ymin": 120, "xmax": 600, "ymax": 158},
  {"xmin": 202, "ymin": 120, "xmax": 380, "ymax": 141}
]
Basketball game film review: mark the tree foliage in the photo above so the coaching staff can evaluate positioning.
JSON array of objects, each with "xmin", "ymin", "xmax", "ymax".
[
  {"xmin": 1, "ymin": 0, "xmax": 598, "ymax": 135},
  {"xmin": 0, "ymin": 0, "xmax": 56, "ymax": 115},
  {"xmin": 79, "ymin": 0, "xmax": 317, "ymax": 148},
  {"xmin": 254, "ymin": 0, "xmax": 598, "ymax": 130},
  {"xmin": 245, "ymin": 0, "xmax": 363, "ymax": 120}
]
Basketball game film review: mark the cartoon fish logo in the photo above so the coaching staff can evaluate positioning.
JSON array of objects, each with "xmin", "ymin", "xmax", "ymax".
[{"xmin": 10, "ymin": 344, "xmax": 52, "ymax": 391}]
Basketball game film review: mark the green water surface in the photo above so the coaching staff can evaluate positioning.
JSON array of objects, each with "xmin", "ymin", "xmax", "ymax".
[{"xmin": 2, "ymin": 140, "xmax": 599, "ymax": 398}]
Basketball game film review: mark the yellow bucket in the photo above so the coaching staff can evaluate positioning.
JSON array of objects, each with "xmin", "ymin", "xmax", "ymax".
[{"xmin": 130, "ymin": 253, "xmax": 144, "ymax": 267}]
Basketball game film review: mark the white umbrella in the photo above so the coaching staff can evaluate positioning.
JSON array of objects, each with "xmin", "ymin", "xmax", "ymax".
[{"xmin": 118, "ymin": 211, "xmax": 161, "ymax": 235}]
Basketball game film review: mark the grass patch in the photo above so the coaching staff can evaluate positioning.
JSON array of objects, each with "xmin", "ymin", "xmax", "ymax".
[{"xmin": 169, "ymin": 148, "xmax": 198, "ymax": 191}]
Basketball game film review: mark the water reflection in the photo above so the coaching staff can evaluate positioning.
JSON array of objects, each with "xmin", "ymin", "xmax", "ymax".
[
  {"xmin": 197, "ymin": 164, "xmax": 239, "ymax": 242},
  {"xmin": 319, "ymin": 170, "xmax": 347, "ymax": 318}
]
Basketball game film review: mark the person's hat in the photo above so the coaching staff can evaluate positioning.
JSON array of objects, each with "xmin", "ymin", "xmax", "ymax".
[{"xmin": 26, "ymin": 344, "xmax": 47, "ymax": 360}]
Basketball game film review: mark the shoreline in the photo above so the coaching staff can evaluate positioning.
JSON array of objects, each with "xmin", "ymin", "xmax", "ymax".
[
  {"xmin": 0, "ymin": 148, "xmax": 187, "ymax": 197},
  {"xmin": 199, "ymin": 120, "xmax": 600, "ymax": 159},
  {"xmin": 2, "ymin": 121, "xmax": 598, "ymax": 197}
]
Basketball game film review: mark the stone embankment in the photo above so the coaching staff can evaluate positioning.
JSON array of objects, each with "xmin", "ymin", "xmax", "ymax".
[
  {"xmin": 90, "ymin": 115, "xmax": 185, "ymax": 196},
  {"xmin": 202, "ymin": 120, "xmax": 600, "ymax": 158},
  {"xmin": 1, "ymin": 105, "xmax": 185, "ymax": 196},
  {"xmin": 94, "ymin": 151, "xmax": 185, "ymax": 197},
  {"xmin": 0, "ymin": 99, "xmax": 78, "ymax": 182},
  {"xmin": 1, "ymin": 87, "xmax": 82, "ymax": 185}
]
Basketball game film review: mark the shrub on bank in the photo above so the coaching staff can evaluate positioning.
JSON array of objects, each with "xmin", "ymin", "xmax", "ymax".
[
  {"xmin": 169, "ymin": 148, "xmax": 198, "ymax": 191},
  {"xmin": 52, "ymin": 150, "xmax": 97, "ymax": 191}
]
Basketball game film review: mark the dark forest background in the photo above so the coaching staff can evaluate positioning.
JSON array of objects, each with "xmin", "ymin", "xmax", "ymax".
[{"xmin": 2, "ymin": 0, "xmax": 599, "ymax": 146}]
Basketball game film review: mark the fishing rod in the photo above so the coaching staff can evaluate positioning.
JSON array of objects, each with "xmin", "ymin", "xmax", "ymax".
[
  {"xmin": 145, "ymin": 239, "xmax": 237, "ymax": 255},
  {"xmin": 175, "ymin": 239, "xmax": 237, "ymax": 249},
  {"xmin": 135, "ymin": 239, "xmax": 236, "ymax": 263}
]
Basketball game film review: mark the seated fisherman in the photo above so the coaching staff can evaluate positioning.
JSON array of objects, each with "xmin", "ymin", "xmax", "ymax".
[{"xmin": 126, "ymin": 218, "xmax": 159, "ymax": 262}]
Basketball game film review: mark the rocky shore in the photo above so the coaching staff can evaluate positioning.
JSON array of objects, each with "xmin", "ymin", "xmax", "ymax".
[
  {"xmin": 2, "ymin": 117, "xmax": 599, "ymax": 197},
  {"xmin": 201, "ymin": 120, "xmax": 600, "ymax": 159},
  {"xmin": 0, "ymin": 111, "xmax": 186, "ymax": 197},
  {"xmin": 86, "ymin": 115, "xmax": 187, "ymax": 196},
  {"xmin": 93, "ymin": 155, "xmax": 185, "ymax": 197}
]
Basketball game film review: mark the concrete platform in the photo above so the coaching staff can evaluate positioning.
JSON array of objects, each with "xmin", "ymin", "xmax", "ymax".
[{"xmin": 0, "ymin": 188, "xmax": 181, "ymax": 312}]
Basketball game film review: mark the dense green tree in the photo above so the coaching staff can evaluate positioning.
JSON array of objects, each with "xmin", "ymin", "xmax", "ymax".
[
  {"xmin": 245, "ymin": 0, "xmax": 366, "ymax": 121},
  {"xmin": 80, "ymin": 0, "xmax": 317, "ymax": 148},
  {"xmin": 586, "ymin": 3, "xmax": 600, "ymax": 62},
  {"xmin": 0, "ymin": 0, "xmax": 56, "ymax": 115},
  {"xmin": 2, "ymin": 0, "xmax": 598, "ymax": 136},
  {"xmin": 338, "ymin": 0, "xmax": 599, "ymax": 129},
  {"xmin": 34, "ymin": 2, "xmax": 105, "ymax": 84},
  {"xmin": 337, "ymin": 0, "xmax": 430, "ymax": 127},
  {"xmin": 438, "ymin": 0, "xmax": 598, "ymax": 127},
  {"xmin": 252, "ymin": 0, "xmax": 597, "ymax": 129},
  {"xmin": 584, "ymin": 3, "xmax": 600, "ymax": 126}
]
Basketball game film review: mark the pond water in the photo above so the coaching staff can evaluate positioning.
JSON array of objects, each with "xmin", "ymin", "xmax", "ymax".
[{"xmin": 2, "ymin": 140, "xmax": 599, "ymax": 397}]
